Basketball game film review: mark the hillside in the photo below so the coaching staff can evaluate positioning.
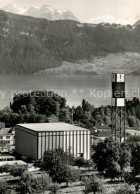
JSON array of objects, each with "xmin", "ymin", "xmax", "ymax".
[
  {"xmin": 39, "ymin": 53, "xmax": 140, "ymax": 75},
  {"xmin": 0, "ymin": 10, "xmax": 140, "ymax": 74}
]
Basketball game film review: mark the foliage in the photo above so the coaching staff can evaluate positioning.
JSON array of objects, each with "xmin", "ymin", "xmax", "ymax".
[
  {"xmin": 49, "ymin": 184, "xmax": 60, "ymax": 194},
  {"xmin": 1, "ymin": 92, "xmax": 140, "ymax": 130},
  {"xmin": 43, "ymin": 148, "xmax": 74, "ymax": 171},
  {"xmin": 43, "ymin": 148, "xmax": 80, "ymax": 185},
  {"xmin": 0, "ymin": 91, "xmax": 67, "ymax": 126},
  {"xmin": 0, "ymin": 180, "xmax": 8, "ymax": 194},
  {"xmin": 114, "ymin": 184, "xmax": 136, "ymax": 194},
  {"xmin": 73, "ymin": 100, "xmax": 95, "ymax": 129},
  {"xmin": 74, "ymin": 157, "xmax": 85, "ymax": 168},
  {"xmin": 18, "ymin": 171, "xmax": 49, "ymax": 194},
  {"xmin": 104, "ymin": 160, "xmax": 120, "ymax": 180},
  {"xmin": 9, "ymin": 165, "xmax": 26, "ymax": 177},
  {"xmin": 0, "ymin": 165, "xmax": 26, "ymax": 176},
  {"xmin": 92, "ymin": 138, "xmax": 119, "ymax": 173},
  {"xmin": 11, "ymin": 91, "xmax": 66, "ymax": 115},
  {"xmin": 119, "ymin": 144, "xmax": 132, "ymax": 176},
  {"xmin": 130, "ymin": 142, "xmax": 140, "ymax": 175},
  {"xmin": 126, "ymin": 135, "xmax": 140, "ymax": 143},
  {"xmin": 84, "ymin": 174, "xmax": 105, "ymax": 194},
  {"xmin": 1, "ymin": 11, "xmax": 140, "ymax": 74},
  {"xmin": 92, "ymin": 138, "xmax": 131, "ymax": 180},
  {"xmin": 49, "ymin": 165, "xmax": 80, "ymax": 185},
  {"xmin": 124, "ymin": 172, "xmax": 140, "ymax": 193}
]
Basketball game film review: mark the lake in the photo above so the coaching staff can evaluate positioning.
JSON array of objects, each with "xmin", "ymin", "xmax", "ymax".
[{"xmin": 0, "ymin": 74, "xmax": 139, "ymax": 109}]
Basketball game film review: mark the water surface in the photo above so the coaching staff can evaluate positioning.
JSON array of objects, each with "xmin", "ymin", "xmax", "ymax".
[{"xmin": 0, "ymin": 74, "xmax": 139, "ymax": 109}]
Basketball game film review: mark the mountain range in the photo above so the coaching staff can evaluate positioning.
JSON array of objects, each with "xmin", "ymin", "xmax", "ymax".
[
  {"xmin": 2, "ymin": 4, "xmax": 139, "ymax": 25},
  {"xmin": 2, "ymin": 4, "xmax": 78, "ymax": 21},
  {"xmin": 0, "ymin": 10, "xmax": 140, "ymax": 74},
  {"xmin": 85, "ymin": 15, "xmax": 136, "ymax": 26}
]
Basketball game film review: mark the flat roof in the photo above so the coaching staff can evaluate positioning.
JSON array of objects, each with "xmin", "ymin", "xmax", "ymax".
[{"xmin": 17, "ymin": 122, "xmax": 89, "ymax": 132}]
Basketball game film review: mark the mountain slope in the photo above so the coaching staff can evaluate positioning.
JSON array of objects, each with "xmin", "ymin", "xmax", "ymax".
[
  {"xmin": 2, "ymin": 4, "xmax": 19, "ymax": 14},
  {"xmin": 134, "ymin": 20, "xmax": 140, "ymax": 27},
  {"xmin": 0, "ymin": 10, "xmax": 140, "ymax": 74},
  {"xmin": 2, "ymin": 4, "xmax": 78, "ymax": 21}
]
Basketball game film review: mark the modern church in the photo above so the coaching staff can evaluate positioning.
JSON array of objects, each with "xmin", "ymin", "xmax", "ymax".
[{"xmin": 15, "ymin": 123, "xmax": 91, "ymax": 160}]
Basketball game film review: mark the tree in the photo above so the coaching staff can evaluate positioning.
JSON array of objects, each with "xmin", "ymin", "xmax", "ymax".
[
  {"xmin": 130, "ymin": 142, "xmax": 140, "ymax": 175},
  {"xmin": 84, "ymin": 174, "xmax": 105, "ymax": 194},
  {"xmin": 0, "ymin": 165, "xmax": 26, "ymax": 177},
  {"xmin": 43, "ymin": 148, "xmax": 80, "ymax": 186},
  {"xmin": 74, "ymin": 157, "xmax": 85, "ymax": 168},
  {"xmin": 43, "ymin": 148, "xmax": 74, "ymax": 171},
  {"xmin": 92, "ymin": 138, "xmax": 131, "ymax": 180},
  {"xmin": 0, "ymin": 180, "xmax": 8, "ymax": 194},
  {"xmin": 114, "ymin": 184, "xmax": 135, "ymax": 194},
  {"xmin": 119, "ymin": 144, "xmax": 131, "ymax": 179},
  {"xmin": 49, "ymin": 184, "xmax": 60, "ymax": 194},
  {"xmin": 18, "ymin": 171, "xmax": 49, "ymax": 194},
  {"xmin": 82, "ymin": 99, "xmax": 91, "ymax": 112},
  {"xmin": 9, "ymin": 165, "xmax": 26, "ymax": 177},
  {"xmin": 92, "ymin": 138, "xmax": 120, "ymax": 173},
  {"xmin": 104, "ymin": 160, "xmax": 120, "ymax": 180},
  {"xmin": 49, "ymin": 165, "xmax": 80, "ymax": 186},
  {"xmin": 124, "ymin": 172, "xmax": 140, "ymax": 193}
]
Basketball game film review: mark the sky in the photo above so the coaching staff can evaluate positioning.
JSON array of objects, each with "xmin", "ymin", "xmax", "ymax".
[{"xmin": 0, "ymin": 0, "xmax": 140, "ymax": 22}]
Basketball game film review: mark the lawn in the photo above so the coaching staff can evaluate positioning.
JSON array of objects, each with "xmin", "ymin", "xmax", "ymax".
[{"xmin": 44, "ymin": 181, "xmax": 127, "ymax": 194}]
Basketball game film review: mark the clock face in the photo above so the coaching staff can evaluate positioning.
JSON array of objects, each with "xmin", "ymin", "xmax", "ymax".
[{"xmin": 117, "ymin": 74, "xmax": 124, "ymax": 82}]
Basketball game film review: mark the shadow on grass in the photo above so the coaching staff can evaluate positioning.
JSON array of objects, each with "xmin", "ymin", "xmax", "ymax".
[{"xmin": 107, "ymin": 180, "xmax": 124, "ymax": 184}]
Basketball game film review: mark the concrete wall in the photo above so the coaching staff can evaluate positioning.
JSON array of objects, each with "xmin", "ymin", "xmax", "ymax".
[
  {"xmin": 38, "ymin": 130, "xmax": 90, "ymax": 160},
  {"xmin": 15, "ymin": 126, "xmax": 38, "ymax": 160}
]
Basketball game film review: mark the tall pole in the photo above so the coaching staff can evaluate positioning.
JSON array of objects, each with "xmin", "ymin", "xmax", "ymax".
[{"xmin": 111, "ymin": 73, "xmax": 126, "ymax": 143}]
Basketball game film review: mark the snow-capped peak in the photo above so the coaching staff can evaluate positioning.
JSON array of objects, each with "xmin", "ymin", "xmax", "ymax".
[
  {"xmin": 40, "ymin": 4, "xmax": 54, "ymax": 12},
  {"xmin": 2, "ymin": 4, "xmax": 78, "ymax": 21},
  {"xmin": 3, "ymin": 4, "xmax": 19, "ymax": 14},
  {"xmin": 84, "ymin": 15, "xmax": 136, "ymax": 25}
]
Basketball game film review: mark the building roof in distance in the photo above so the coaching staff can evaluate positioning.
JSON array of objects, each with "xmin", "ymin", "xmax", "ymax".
[
  {"xmin": 0, "ymin": 128, "xmax": 12, "ymax": 135},
  {"xmin": 17, "ymin": 122, "xmax": 89, "ymax": 132},
  {"xmin": 95, "ymin": 125, "xmax": 111, "ymax": 130},
  {"xmin": 98, "ymin": 130, "xmax": 112, "ymax": 138}
]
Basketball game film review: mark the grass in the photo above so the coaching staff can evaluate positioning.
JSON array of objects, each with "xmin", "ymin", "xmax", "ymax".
[
  {"xmin": 40, "ymin": 52, "xmax": 140, "ymax": 75},
  {"xmin": 44, "ymin": 180, "xmax": 127, "ymax": 194}
]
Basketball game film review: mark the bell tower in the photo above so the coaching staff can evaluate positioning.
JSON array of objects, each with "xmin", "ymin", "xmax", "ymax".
[{"xmin": 111, "ymin": 73, "xmax": 125, "ymax": 143}]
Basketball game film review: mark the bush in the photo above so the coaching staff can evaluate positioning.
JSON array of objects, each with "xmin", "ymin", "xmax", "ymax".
[
  {"xmin": 18, "ymin": 171, "xmax": 50, "ymax": 193},
  {"xmin": 0, "ymin": 180, "xmax": 8, "ymax": 194},
  {"xmin": 84, "ymin": 174, "xmax": 105, "ymax": 194},
  {"xmin": 49, "ymin": 184, "xmax": 60, "ymax": 194},
  {"xmin": 92, "ymin": 138, "xmax": 131, "ymax": 180},
  {"xmin": 114, "ymin": 184, "xmax": 135, "ymax": 194}
]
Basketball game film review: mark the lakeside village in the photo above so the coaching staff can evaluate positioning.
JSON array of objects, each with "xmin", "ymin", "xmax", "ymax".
[{"xmin": 0, "ymin": 74, "xmax": 140, "ymax": 193}]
